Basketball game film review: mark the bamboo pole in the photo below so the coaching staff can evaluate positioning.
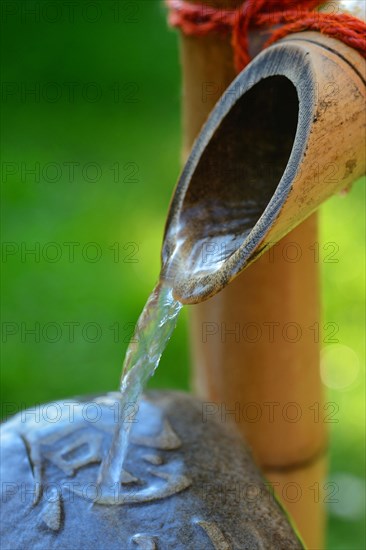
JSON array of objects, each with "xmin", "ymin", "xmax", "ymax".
[
  {"xmin": 179, "ymin": 1, "xmax": 325, "ymax": 547},
  {"xmin": 189, "ymin": 216, "xmax": 325, "ymax": 548}
]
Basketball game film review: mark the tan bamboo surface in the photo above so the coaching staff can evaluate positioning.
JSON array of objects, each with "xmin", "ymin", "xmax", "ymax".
[{"xmin": 178, "ymin": 1, "xmax": 365, "ymax": 548}]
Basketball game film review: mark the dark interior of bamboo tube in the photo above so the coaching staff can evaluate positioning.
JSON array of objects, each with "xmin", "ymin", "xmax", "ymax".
[{"xmin": 163, "ymin": 75, "xmax": 299, "ymax": 287}]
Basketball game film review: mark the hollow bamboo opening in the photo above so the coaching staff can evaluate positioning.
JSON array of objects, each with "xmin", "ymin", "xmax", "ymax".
[{"xmin": 178, "ymin": 76, "xmax": 299, "ymax": 275}]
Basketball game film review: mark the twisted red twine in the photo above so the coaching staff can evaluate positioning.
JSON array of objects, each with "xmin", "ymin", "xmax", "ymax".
[{"xmin": 166, "ymin": 0, "xmax": 366, "ymax": 72}]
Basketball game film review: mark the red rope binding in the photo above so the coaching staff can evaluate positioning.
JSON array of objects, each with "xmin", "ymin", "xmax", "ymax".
[{"xmin": 166, "ymin": 0, "xmax": 366, "ymax": 72}]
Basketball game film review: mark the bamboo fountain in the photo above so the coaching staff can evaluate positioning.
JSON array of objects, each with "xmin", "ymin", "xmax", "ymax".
[{"xmin": 0, "ymin": 1, "xmax": 365, "ymax": 549}]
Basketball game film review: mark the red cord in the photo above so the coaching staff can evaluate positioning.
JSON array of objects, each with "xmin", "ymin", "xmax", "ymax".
[{"xmin": 166, "ymin": 0, "xmax": 366, "ymax": 72}]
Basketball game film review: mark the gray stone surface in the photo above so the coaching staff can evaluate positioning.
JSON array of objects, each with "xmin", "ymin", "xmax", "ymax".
[{"xmin": 0, "ymin": 391, "xmax": 303, "ymax": 549}]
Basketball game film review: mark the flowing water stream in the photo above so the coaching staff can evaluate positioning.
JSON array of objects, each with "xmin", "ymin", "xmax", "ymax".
[{"xmin": 97, "ymin": 281, "xmax": 183, "ymax": 494}]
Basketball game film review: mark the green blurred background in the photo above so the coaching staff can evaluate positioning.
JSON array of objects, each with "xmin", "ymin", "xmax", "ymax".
[{"xmin": 1, "ymin": 1, "xmax": 364, "ymax": 548}]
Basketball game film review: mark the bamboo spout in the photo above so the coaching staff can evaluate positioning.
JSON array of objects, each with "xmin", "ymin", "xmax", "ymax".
[{"xmin": 162, "ymin": 32, "xmax": 365, "ymax": 303}]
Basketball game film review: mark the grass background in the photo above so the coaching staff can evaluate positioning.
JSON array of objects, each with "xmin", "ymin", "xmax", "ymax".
[{"xmin": 1, "ymin": 1, "xmax": 364, "ymax": 548}]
